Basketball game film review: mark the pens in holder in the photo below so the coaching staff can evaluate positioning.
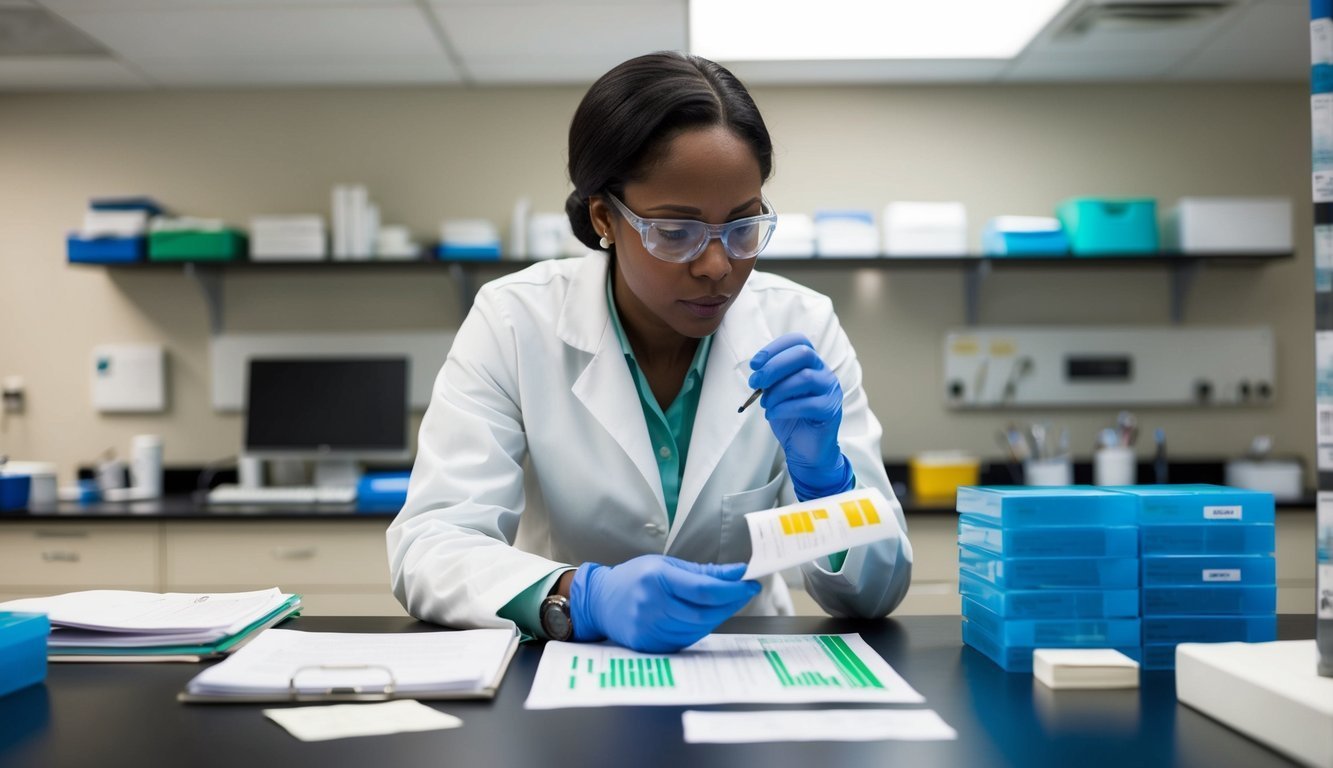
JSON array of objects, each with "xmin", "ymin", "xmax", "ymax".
[{"xmin": 737, "ymin": 389, "xmax": 762, "ymax": 413}]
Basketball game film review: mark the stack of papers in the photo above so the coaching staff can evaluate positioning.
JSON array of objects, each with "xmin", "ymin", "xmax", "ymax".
[
  {"xmin": 182, "ymin": 628, "xmax": 519, "ymax": 703},
  {"xmin": 0, "ymin": 588, "xmax": 301, "ymax": 662},
  {"xmin": 1033, "ymin": 648, "xmax": 1140, "ymax": 690}
]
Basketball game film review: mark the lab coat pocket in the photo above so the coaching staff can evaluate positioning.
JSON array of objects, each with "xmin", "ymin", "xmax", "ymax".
[{"xmin": 719, "ymin": 473, "xmax": 785, "ymax": 565}]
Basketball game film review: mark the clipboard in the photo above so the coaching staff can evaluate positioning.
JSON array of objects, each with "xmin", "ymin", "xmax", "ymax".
[{"xmin": 177, "ymin": 628, "xmax": 519, "ymax": 704}]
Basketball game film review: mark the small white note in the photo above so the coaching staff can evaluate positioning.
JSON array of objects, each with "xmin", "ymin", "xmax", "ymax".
[
  {"xmin": 681, "ymin": 708, "xmax": 957, "ymax": 744},
  {"xmin": 264, "ymin": 700, "xmax": 462, "ymax": 742},
  {"xmin": 743, "ymin": 488, "xmax": 902, "ymax": 579}
]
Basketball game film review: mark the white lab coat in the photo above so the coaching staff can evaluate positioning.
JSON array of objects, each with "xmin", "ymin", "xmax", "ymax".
[{"xmin": 387, "ymin": 252, "xmax": 913, "ymax": 631}]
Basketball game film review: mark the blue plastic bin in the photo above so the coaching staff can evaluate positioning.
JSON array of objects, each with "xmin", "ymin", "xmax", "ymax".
[
  {"xmin": 958, "ymin": 514, "xmax": 1138, "ymax": 558},
  {"xmin": 67, "ymin": 234, "xmax": 145, "ymax": 264},
  {"xmin": 436, "ymin": 243, "xmax": 501, "ymax": 260},
  {"xmin": 1056, "ymin": 198, "xmax": 1158, "ymax": 255},
  {"xmin": 0, "ymin": 475, "xmax": 30, "ymax": 511},
  {"xmin": 1142, "ymin": 585, "xmax": 1276, "ymax": 616},
  {"xmin": 0, "ymin": 613, "xmax": 49, "ymax": 698},
  {"xmin": 959, "ymin": 572, "xmax": 1139, "ymax": 619},
  {"xmin": 1112, "ymin": 484, "xmax": 1275, "ymax": 525},
  {"xmin": 981, "ymin": 219, "xmax": 1069, "ymax": 257},
  {"xmin": 962, "ymin": 620, "xmax": 1140, "ymax": 673},
  {"xmin": 355, "ymin": 472, "xmax": 410, "ymax": 514},
  {"xmin": 1141, "ymin": 554, "xmax": 1276, "ymax": 586},
  {"xmin": 1142, "ymin": 614, "xmax": 1277, "ymax": 644},
  {"xmin": 956, "ymin": 486, "xmax": 1138, "ymax": 527},
  {"xmin": 1140, "ymin": 523, "xmax": 1275, "ymax": 555},
  {"xmin": 962, "ymin": 598, "xmax": 1141, "ymax": 646},
  {"xmin": 959, "ymin": 545, "xmax": 1139, "ymax": 590}
]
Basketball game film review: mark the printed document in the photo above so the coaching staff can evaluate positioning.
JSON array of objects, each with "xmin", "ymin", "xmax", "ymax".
[
  {"xmin": 682, "ymin": 709, "xmax": 957, "ymax": 744},
  {"xmin": 524, "ymin": 633, "xmax": 923, "ymax": 710},
  {"xmin": 743, "ymin": 488, "xmax": 902, "ymax": 579}
]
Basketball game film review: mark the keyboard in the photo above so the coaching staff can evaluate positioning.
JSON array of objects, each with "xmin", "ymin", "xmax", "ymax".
[{"xmin": 206, "ymin": 485, "xmax": 357, "ymax": 505}]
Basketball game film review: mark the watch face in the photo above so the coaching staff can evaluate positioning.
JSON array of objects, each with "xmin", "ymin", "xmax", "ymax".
[{"xmin": 542, "ymin": 598, "xmax": 573, "ymax": 641}]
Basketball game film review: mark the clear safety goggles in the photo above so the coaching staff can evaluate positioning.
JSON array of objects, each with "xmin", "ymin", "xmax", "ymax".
[{"xmin": 604, "ymin": 191, "xmax": 777, "ymax": 264}]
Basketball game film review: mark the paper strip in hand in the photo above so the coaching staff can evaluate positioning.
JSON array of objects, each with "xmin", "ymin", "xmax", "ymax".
[{"xmin": 742, "ymin": 488, "xmax": 901, "ymax": 579}]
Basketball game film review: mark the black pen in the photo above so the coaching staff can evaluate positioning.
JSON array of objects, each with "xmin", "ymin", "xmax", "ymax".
[{"xmin": 737, "ymin": 388, "xmax": 762, "ymax": 413}]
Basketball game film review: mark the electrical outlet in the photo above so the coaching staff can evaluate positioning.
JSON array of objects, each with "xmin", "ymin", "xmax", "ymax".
[{"xmin": 1, "ymin": 376, "xmax": 23, "ymax": 415}]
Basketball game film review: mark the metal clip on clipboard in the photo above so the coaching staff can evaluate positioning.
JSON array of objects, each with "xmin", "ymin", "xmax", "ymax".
[{"xmin": 288, "ymin": 664, "xmax": 397, "ymax": 702}]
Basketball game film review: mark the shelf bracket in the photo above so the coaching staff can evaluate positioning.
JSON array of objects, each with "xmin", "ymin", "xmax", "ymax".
[
  {"xmin": 1170, "ymin": 260, "xmax": 1201, "ymax": 325},
  {"xmin": 184, "ymin": 263, "xmax": 224, "ymax": 335},
  {"xmin": 963, "ymin": 259, "xmax": 990, "ymax": 326},
  {"xmin": 448, "ymin": 262, "xmax": 477, "ymax": 322}
]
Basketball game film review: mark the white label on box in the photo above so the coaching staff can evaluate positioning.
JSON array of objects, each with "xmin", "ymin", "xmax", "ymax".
[
  {"xmin": 1318, "ymin": 226, "xmax": 1333, "ymax": 293},
  {"xmin": 1203, "ymin": 505, "xmax": 1242, "ymax": 520},
  {"xmin": 1315, "ymin": 19, "xmax": 1333, "ymax": 66},
  {"xmin": 1320, "ymin": 445, "xmax": 1333, "ymax": 471},
  {"xmin": 1321, "ymin": 404, "xmax": 1333, "ymax": 442},
  {"xmin": 1318, "ymin": 172, "xmax": 1333, "ymax": 203},
  {"xmin": 1203, "ymin": 569, "xmax": 1241, "ymax": 583},
  {"xmin": 1315, "ymin": 95, "xmax": 1333, "ymax": 173}
]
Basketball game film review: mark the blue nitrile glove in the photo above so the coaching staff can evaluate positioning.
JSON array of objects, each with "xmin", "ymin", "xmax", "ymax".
[
  {"xmin": 569, "ymin": 555, "xmax": 761, "ymax": 653},
  {"xmin": 749, "ymin": 333, "xmax": 855, "ymax": 501}
]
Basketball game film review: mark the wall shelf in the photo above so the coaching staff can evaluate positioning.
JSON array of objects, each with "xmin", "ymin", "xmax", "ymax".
[{"xmin": 71, "ymin": 251, "xmax": 1293, "ymax": 332}]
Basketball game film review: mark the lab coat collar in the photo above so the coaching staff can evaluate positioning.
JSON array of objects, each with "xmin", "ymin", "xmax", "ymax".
[
  {"xmin": 563, "ymin": 253, "xmax": 669, "ymax": 518},
  {"xmin": 670, "ymin": 275, "xmax": 774, "ymax": 548}
]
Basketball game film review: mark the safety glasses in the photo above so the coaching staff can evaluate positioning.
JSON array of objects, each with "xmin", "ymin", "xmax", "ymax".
[{"xmin": 604, "ymin": 192, "xmax": 777, "ymax": 264}]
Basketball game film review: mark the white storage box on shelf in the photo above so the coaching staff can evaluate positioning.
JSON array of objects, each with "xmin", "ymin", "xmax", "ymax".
[
  {"xmin": 813, "ymin": 210, "xmax": 878, "ymax": 258},
  {"xmin": 249, "ymin": 215, "xmax": 326, "ymax": 261},
  {"xmin": 1164, "ymin": 197, "xmax": 1293, "ymax": 254},
  {"xmin": 763, "ymin": 213, "xmax": 815, "ymax": 258},
  {"xmin": 882, "ymin": 202, "xmax": 967, "ymax": 256}
]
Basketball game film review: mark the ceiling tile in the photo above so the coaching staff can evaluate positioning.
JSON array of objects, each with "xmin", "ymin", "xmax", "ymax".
[
  {"xmin": 1171, "ymin": 0, "xmax": 1307, "ymax": 80},
  {"xmin": 0, "ymin": 55, "xmax": 149, "ymax": 88},
  {"xmin": 57, "ymin": 6, "xmax": 443, "ymax": 59},
  {"xmin": 723, "ymin": 59, "xmax": 1008, "ymax": 85},
  {"xmin": 133, "ymin": 54, "xmax": 460, "ymax": 86},
  {"xmin": 434, "ymin": 2, "xmax": 684, "ymax": 82}
]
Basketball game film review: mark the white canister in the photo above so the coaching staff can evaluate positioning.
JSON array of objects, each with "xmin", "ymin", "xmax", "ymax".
[
  {"xmin": 1024, "ymin": 458, "xmax": 1073, "ymax": 487},
  {"xmin": 130, "ymin": 435, "xmax": 163, "ymax": 498},
  {"xmin": 1094, "ymin": 446, "xmax": 1137, "ymax": 486},
  {"xmin": 2, "ymin": 461, "xmax": 58, "ymax": 508}
]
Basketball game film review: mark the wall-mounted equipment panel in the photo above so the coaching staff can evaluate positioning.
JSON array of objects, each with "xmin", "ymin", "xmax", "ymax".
[{"xmin": 943, "ymin": 327, "xmax": 1274, "ymax": 408}]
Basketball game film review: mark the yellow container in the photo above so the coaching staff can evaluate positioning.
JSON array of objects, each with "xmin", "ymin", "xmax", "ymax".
[{"xmin": 910, "ymin": 451, "xmax": 980, "ymax": 501}]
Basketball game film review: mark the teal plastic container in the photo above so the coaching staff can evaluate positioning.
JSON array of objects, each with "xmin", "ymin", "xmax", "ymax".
[
  {"xmin": 1056, "ymin": 198, "xmax": 1158, "ymax": 255},
  {"xmin": 956, "ymin": 486, "xmax": 1137, "ymax": 527},
  {"xmin": 960, "ymin": 572, "xmax": 1139, "ymax": 619},
  {"xmin": 962, "ymin": 597, "xmax": 1142, "ymax": 646},
  {"xmin": 958, "ymin": 514, "xmax": 1138, "ymax": 558},
  {"xmin": 959, "ymin": 545, "xmax": 1139, "ymax": 590},
  {"xmin": 0, "ymin": 613, "xmax": 49, "ymax": 697},
  {"xmin": 962, "ymin": 620, "xmax": 1141, "ymax": 673},
  {"xmin": 1111, "ymin": 484, "xmax": 1276, "ymax": 525}
]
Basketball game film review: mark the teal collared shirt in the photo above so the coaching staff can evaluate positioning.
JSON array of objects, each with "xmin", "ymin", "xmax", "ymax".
[{"xmin": 497, "ymin": 274, "xmax": 713, "ymax": 638}]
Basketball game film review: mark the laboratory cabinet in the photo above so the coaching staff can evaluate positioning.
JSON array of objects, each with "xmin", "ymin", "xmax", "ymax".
[{"xmin": 0, "ymin": 517, "xmax": 407, "ymax": 617}]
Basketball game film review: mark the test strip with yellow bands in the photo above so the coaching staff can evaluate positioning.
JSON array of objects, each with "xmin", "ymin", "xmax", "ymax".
[{"xmin": 741, "ymin": 488, "xmax": 901, "ymax": 579}]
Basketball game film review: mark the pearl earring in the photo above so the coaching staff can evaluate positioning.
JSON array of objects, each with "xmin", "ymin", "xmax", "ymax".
[{"xmin": 599, "ymin": 235, "xmax": 611, "ymax": 249}]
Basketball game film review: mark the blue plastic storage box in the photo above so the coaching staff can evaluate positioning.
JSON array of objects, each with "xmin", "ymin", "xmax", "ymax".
[
  {"xmin": 355, "ymin": 472, "xmax": 410, "ymax": 514},
  {"xmin": 0, "ymin": 613, "xmax": 49, "ymax": 698},
  {"xmin": 981, "ymin": 218, "xmax": 1069, "ymax": 257},
  {"xmin": 436, "ymin": 243, "xmax": 501, "ymax": 260},
  {"xmin": 959, "ymin": 572, "xmax": 1139, "ymax": 619},
  {"xmin": 962, "ymin": 598, "xmax": 1141, "ymax": 646},
  {"xmin": 1141, "ymin": 585, "xmax": 1276, "ymax": 616},
  {"xmin": 959, "ymin": 545, "xmax": 1139, "ymax": 590},
  {"xmin": 67, "ymin": 234, "xmax": 145, "ymax": 264},
  {"xmin": 1139, "ymin": 523, "xmax": 1275, "ymax": 555},
  {"xmin": 1141, "ymin": 554, "xmax": 1275, "ymax": 586},
  {"xmin": 958, "ymin": 514, "xmax": 1138, "ymax": 558},
  {"xmin": 0, "ymin": 474, "xmax": 30, "ymax": 511},
  {"xmin": 1112, "ymin": 484, "xmax": 1275, "ymax": 525},
  {"xmin": 962, "ymin": 620, "xmax": 1140, "ymax": 673},
  {"xmin": 956, "ymin": 486, "xmax": 1138, "ymax": 528},
  {"xmin": 1056, "ymin": 198, "xmax": 1158, "ymax": 255},
  {"xmin": 1141, "ymin": 614, "xmax": 1277, "ymax": 644}
]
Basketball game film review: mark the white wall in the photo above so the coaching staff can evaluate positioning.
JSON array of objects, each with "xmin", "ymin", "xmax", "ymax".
[{"xmin": 0, "ymin": 83, "xmax": 1313, "ymax": 481}]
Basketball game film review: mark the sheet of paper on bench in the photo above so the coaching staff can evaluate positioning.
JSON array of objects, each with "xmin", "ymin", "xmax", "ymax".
[{"xmin": 743, "ymin": 488, "xmax": 901, "ymax": 580}]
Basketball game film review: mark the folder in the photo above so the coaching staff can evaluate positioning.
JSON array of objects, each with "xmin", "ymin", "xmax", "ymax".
[{"xmin": 178, "ymin": 627, "xmax": 520, "ymax": 704}]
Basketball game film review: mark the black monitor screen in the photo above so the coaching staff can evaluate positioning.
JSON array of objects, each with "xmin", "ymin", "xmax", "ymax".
[{"xmin": 244, "ymin": 358, "xmax": 408, "ymax": 454}]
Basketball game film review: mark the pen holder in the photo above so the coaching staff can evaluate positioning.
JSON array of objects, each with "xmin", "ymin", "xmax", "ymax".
[
  {"xmin": 1094, "ymin": 446, "xmax": 1136, "ymax": 486},
  {"xmin": 1024, "ymin": 458, "xmax": 1072, "ymax": 487}
]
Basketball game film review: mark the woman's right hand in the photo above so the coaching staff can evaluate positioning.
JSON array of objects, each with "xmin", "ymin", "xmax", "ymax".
[{"xmin": 569, "ymin": 555, "xmax": 761, "ymax": 653}]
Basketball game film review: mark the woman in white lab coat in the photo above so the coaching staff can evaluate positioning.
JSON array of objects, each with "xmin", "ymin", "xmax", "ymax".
[{"xmin": 388, "ymin": 52, "xmax": 912, "ymax": 653}]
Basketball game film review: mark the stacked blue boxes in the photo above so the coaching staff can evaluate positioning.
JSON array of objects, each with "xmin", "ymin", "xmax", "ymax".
[
  {"xmin": 957, "ymin": 487, "xmax": 1141, "ymax": 672},
  {"xmin": 1113, "ymin": 485, "xmax": 1277, "ymax": 669}
]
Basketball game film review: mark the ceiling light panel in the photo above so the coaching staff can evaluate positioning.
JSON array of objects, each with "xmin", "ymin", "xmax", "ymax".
[{"xmin": 690, "ymin": 0, "xmax": 1069, "ymax": 60}]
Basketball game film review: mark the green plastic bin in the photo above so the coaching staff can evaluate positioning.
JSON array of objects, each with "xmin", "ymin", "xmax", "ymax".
[
  {"xmin": 1056, "ymin": 198, "xmax": 1158, "ymax": 256},
  {"xmin": 148, "ymin": 229, "xmax": 246, "ymax": 262}
]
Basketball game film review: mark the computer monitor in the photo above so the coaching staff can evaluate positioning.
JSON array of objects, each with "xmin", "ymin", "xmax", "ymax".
[{"xmin": 244, "ymin": 357, "xmax": 409, "ymax": 488}]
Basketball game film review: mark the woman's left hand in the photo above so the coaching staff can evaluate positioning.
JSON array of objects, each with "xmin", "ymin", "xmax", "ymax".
[{"xmin": 749, "ymin": 333, "xmax": 854, "ymax": 500}]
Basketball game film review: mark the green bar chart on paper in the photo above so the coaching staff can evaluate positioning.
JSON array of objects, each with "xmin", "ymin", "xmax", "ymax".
[{"xmin": 526, "ymin": 634, "xmax": 921, "ymax": 710}]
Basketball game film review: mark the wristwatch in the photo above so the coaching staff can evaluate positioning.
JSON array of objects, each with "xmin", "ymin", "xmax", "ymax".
[{"xmin": 539, "ymin": 594, "xmax": 574, "ymax": 641}]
